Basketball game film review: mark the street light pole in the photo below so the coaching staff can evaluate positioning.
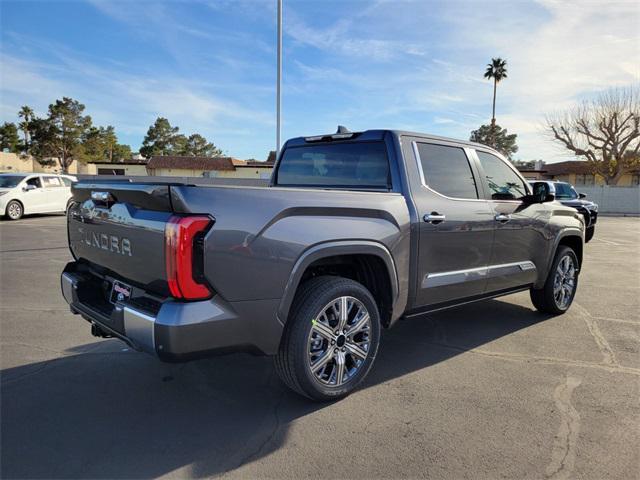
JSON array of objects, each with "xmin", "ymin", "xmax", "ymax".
[{"xmin": 276, "ymin": 0, "xmax": 282, "ymax": 157}]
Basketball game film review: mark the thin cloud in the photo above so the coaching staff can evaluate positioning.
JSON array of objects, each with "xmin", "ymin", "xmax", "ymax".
[
  {"xmin": 2, "ymin": 0, "xmax": 638, "ymax": 162},
  {"xmin": 1, "ymin": 50, "xmax": 273, "ymax": 151},
  {"xmin": 285, "ymin": 12, "xmax": 427, "ymax": 61}
]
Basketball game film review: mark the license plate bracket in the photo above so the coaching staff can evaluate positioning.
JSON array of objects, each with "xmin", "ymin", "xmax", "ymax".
[{"xmin": 110, "ymin": 280, "xmax": 132, "ymax": 304}]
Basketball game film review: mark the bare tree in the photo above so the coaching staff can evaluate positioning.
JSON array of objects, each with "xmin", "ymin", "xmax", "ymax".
[{"xmin": 546, "ymin": 86, "xmax": 639, "ymax": 185}]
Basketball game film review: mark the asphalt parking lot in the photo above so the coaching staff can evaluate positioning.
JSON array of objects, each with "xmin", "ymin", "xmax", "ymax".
[{"xmin": 1, "ymin": 215, "xmax": 638, "ymax": 479}]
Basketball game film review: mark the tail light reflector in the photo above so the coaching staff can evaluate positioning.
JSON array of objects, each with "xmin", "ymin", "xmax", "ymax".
[{"xmin": 165, "ymin": 215, "xmax": 213, "ymax": 300}]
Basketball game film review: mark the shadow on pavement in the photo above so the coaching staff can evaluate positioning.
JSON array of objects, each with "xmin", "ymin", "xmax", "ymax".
[
  {"xmin": 1, "ymin": 213, "xmax": 66, "ymax": 222},
  {"xmin": 1, "ymin": 298, "xmax": 549, "ymax": 479}
]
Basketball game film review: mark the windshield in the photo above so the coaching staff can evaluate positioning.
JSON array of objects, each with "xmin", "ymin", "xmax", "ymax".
[
  {"xmin": 0, "ymin": 175, "xmax": 27, "ymax": 188},
  {"xmin": 554, "ymin": 182, "xmax": 578, "ymax": 199},
  {"xmin": 276, "ymin": 142, "xmax": 390, "ymax": 189}
]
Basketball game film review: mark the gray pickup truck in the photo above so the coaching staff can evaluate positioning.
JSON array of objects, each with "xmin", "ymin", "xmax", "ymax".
[{"xmin": 61, "ymin": 128, "xmax": 585, "ymax": 400}]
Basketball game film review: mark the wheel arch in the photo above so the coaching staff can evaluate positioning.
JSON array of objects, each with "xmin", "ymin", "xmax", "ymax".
[
  {"xmin": 539, "ymin": 230, "xmax": 583, "ymax": 288},
  {"xmin": 557, "ymin": 233, "xmax": 583, "ymax": 268},
  {"xmin": 278, "ymin": 241, "xmax": 399, "ymax": 328}
]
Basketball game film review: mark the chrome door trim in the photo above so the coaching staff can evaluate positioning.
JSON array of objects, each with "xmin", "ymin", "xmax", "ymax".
[{"xmin": 422, "ymin": 261, "xmax": 536, "ymax": 288}]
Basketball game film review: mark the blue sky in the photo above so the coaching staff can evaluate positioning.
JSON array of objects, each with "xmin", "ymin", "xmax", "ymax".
[{"xmin": 1, "ymin": 0, "xmax": 638, "ymax": 161}]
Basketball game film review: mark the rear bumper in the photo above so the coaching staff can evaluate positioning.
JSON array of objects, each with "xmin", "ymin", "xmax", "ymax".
[{"xmin": 61, "ymin": 269, "xmax": 283, "ymax": 360}]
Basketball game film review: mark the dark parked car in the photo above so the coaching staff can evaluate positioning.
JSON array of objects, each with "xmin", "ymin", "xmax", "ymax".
[
  {"xmin": 61, "ymin": 129, "xmax": 585, "ymax": 400},
  {"xmin": 530, "ymin": 181, "xmax": 598, "ymax": 242}
]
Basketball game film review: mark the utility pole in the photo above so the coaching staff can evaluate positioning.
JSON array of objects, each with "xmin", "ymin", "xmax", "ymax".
[{"xmin": 276, "ymin": 0, "xmax": 282, "ymax": 157}]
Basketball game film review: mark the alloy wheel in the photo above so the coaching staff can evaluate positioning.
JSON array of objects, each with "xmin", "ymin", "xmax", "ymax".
[
  {"xmin": 553, "ymin": 254, "xmax": 576, "ymax": 309},
  {"xmin": 7, "ymin": 203, "xmax": 21, "ymax": 220},
  {"xmin": 307, "ymin": 296, "xmax": 372, "ymax": 387}
]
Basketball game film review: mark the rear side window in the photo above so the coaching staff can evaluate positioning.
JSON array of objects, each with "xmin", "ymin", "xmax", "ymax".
[
  {"xmin": 43, "ymin": 176, "xmax": 63, "ymax": 187},
  {"xmin": 276, "ymin": 142, "xmax": 390, "ymax": 189},
  {"xmin": 416, "ymin": 143, "xmax": 478, "ymax": 199},
  {"xmin": 61, "ymin": 177, "xmax": 73, "ymax": 187},
  {"xmin": 476, "ymin": 151, "xmax": 527, "ymax": 200}
]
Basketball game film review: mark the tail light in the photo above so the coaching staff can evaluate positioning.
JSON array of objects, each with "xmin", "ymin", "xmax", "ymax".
[{"xmin": 165, "ymin": 215, "xmax": 213, "ymax": 300}]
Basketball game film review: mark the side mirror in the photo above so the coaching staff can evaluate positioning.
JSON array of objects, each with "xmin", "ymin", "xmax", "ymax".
[
  {"xmin": 526, "ymin": 182, "xmax": 555, "ymax": 203},
  {"xmin": 579, "ymin": 192, "xmax": 587, "ymax": 199},
  {"xmin": 22, "ymin": 185, "xmax": 36, "ymax": 192}
]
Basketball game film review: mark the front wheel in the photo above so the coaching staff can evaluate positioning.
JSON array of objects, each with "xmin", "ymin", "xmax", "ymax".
[
  {"xmin": 530, "ymin": 246, "xmax": 579, "ymax": 314},
  {"xmin": 5, "ymin": 200, "xmax": 23, "ymax": 220},
  {"xmin": 275, "ymin": 276, "xmax": 381, "ymax": 401}
]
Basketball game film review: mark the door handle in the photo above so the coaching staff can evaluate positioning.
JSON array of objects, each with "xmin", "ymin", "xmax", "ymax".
[
  {"xmin": 424, "ymin": 212, "xmax": 446, "ymax": 224},
  {"xmin": 495, "ymin": 213, "xmax": 511, "ymax": 223}
]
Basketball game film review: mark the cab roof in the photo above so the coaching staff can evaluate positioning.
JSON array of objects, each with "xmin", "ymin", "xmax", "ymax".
[{"xmin": 284, "ymin": 128, "xmax": 494, "ymax": 152}]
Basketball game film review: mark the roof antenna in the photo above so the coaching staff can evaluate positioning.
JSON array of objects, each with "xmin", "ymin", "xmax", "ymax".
[{"xmin": 336, "ymin": 125, "xmax": 351, "ymax": 134}]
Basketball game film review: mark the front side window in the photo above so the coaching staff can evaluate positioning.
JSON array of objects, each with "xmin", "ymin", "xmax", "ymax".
[
  {"xmin": 276, "ymin": 142, "xmax": 390, "ymax": 189},
  {"xmin": 476, "ymin": 151, "xmax": 527, "ymax": 200},
  {"xmin": 25, "ymin": 177, "xmax": 42, "ymax": 189},
  {"xmin": 416, "ymin": 143, "xmax": 478, "ymax": 199},
  {"xmin": 0, "ymin": 175, "xmax": 26, "ymax": 188}
]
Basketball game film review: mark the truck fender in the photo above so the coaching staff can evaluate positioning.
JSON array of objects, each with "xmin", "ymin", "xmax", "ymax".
[
  {"xmin": 276, "ymin": 240, "xmax": 399, "ymax": 325},
  {"xmin": 537, "ymin": 227, "xmax": 584, "ymax": 289}
]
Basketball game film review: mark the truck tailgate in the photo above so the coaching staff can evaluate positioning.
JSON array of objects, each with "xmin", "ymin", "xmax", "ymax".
[{"xmin": 67, "ymin": 182, "xmax": 174, "ymax": 295}]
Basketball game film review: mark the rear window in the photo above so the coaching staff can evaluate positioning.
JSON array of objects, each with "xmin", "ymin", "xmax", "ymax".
[{"xmin": 276, "ymin": 142, "xmax": 390, "ymax": 189}]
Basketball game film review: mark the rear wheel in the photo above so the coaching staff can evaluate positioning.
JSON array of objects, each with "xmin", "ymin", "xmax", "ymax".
[
  {"xmin": 275, "ymin": 276, "xmax": 381, "ymax": 401},
  {"xmin": 530, "ymin": 246, "xmax": 579, "ymax": 314},
  {"xmin": 5, "ymin": 200, "xmax": 23, "ymax": 220}
]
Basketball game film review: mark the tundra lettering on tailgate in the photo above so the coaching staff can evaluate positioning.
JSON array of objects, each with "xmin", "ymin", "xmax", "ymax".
[{"xmin": 77, "ymin": 227, "xmax": 132, "ymax": 256}]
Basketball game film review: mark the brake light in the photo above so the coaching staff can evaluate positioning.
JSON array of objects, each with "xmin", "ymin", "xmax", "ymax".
[{"xmin": 165, "ymin": 215, "xmax": 213, "ymax": 300}]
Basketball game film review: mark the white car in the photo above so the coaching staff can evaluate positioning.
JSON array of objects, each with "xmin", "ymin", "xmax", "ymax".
[{"xmin": 0, "ymin": 173, "xmax": 77, "ymax": 220}]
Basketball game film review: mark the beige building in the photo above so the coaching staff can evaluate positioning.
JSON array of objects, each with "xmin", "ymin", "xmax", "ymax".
[
  {"xmin": 1, "ymin": 152, "xmax": 275, "ymax": 179},
  {"xmin": 517, "ymin": 160, "xmax": 640, "ymax": 186},
  {"xmin": 80, "ymin": 161, "xmax": 149, "ymax": 176},
  {"xmin": 146, "ymin": 156, "xmax": 274, "ymax": 179},
  {"xmin": 0, "ymin": 152, "xmax": 151, "ymax": 176},
  {"xmin": 0, "ymin": 152, "xmax": 81, "ymax": 174}
]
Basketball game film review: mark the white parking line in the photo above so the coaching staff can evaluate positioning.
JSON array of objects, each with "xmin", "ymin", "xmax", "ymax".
[{"xmin": 593, "ymin": 237, "xmax": 625, "ymax": 246}]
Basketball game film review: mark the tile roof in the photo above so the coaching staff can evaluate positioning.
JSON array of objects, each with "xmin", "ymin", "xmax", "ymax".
[
  {"xmin": 543, "ymin": 161, "xmax": 593, "ymax": 175},
  {"xmin": 147, "ymin": 156, "xmax": 236, "ymax": 171}
]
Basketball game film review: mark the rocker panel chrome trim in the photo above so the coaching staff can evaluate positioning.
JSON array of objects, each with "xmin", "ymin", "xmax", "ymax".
[{"xmin": 422, "ymin": 261, "xmax": 536, "ymax": 288}]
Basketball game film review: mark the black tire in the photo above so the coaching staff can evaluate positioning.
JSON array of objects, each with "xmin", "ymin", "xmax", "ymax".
[
  {"xmin": 530, "ymin": 246, "xmax": 579, "ymax": 314},
  {"xmin": 274, "ymin": 276, "xmax": 381, "ymax": 401},
  {"xmin": 585, "ymin": 226, "xmax": 595, "ymax": 243},
  {"xmin": 5, "ymin": 200, "xmax": 23, "ymax": 220}
]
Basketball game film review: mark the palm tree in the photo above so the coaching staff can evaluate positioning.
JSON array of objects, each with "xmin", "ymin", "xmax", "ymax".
[
  {"xmin": 484, "ymin": 58, "xmax": 508, "ymax": 127},
  {"xmin": 18, "ymin": 105, "xmax": 34, "ymax": 153}
]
